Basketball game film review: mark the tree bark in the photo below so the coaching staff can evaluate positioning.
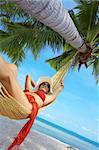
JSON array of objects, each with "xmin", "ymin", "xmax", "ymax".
[{"xmin": 10, "ymin": 0, "xmax": 87, "ymax": 52}]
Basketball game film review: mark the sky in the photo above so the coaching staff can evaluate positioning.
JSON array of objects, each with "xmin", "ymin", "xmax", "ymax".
[{"xmin": 0, "ymin": 0, "xmax": 98, "ymax": 143}]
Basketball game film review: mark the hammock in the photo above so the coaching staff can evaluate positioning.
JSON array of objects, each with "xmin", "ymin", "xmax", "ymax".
[
  {"xmin": 0, "ymin": 82, "xmax": 31, "ymax": 120},
  {"xmin": 0, "ymin": 62, "xmax": 70, "ymax": 120},
  {"xmin": 40, "ymin": 61, "xmax": 70, "ymax": 110}
]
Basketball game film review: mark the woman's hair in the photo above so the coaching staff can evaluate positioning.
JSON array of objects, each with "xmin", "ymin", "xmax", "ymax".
[{"xmin": 38, "ymin": 82, "xmax": 50, "ymax": 94}]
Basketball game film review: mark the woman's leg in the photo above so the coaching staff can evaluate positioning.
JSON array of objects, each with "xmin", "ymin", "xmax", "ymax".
[
  {"xmin": 7, "ymin": 63, "xmax": 18, "ymax": 78},
  {"xmin": 0, "ymin": 56, "xmax": 18, "ymax": 78},
  {"xmin": 0, "ymin": 56, "xmax": 32, "ymax": 114}
]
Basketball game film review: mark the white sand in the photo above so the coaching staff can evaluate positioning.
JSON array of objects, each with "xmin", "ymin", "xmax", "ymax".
[{"xmin": 0, "ymin": 117, "xmax": 76, "ymax": 150}]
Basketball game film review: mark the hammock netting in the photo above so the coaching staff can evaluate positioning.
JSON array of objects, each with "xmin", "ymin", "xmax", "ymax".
[{"xmin": 0, "ymin": 62, "xmax": 70, "ymax": 120}]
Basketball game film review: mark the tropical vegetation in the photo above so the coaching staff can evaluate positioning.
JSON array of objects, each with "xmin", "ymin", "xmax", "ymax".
[{"xmin": 0, "ymin": 0, "xmax": 98, "ymax": 82}]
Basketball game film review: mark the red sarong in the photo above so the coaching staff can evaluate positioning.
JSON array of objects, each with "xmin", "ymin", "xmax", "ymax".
[{"xmin": 8, "ymin": 94, "xmax": 38, "ymax": 150}]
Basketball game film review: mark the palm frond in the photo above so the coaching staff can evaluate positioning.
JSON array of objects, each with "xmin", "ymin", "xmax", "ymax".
[
  {"xmin": 0, "ymin": 0, "xmax": 28, "ymax": 20},
  {"xmin": 87, "ymin": 23, "xmax": 99, "ymax": 43},
  {"xmin": 74, "ymin": 0, "xmax": 98, "ymax": 38},
  {"xmin": 0, "ymin": 0, "xmax": 98, "ymax": 83},
  {"xmin": 68, "ymin": 9, "xmax": 81, "ymax": 35},
  {"xmin": 0, "ymin": 18, "xmax": 64, "ymax": 61},
  {"xmin": 92, "ymin": 58, "xmax": 99, "ymax": 83},
  {"xmin": 46, "ymin": 50, "xmax": 76, "ymax": 70}
]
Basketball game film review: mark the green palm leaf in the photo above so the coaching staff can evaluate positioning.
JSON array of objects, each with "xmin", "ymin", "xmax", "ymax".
[
  {"xmin": 0, "ymin": 0, "xmax": 28, "ymax": 19},
  {"xmin": 74, "ymin": 0, "xmax": 98, "ymax": 37},
  {"xmin": 0, "ymin": 18, "xmax": 64, "ymax": 62},
  {"xmin": 0, "ymin": 0, "xmax": 98, "ymax": 83},
  {"xmin": 46, "ymin": 50, "xmax": 76, "ymax": 70},
  {"xmin": 87, "ymin": 23, "xmax": 99, "ymax": 44}
]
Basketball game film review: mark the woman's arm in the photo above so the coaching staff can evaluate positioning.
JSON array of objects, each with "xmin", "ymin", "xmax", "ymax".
[
  {"xmin": 43, "ymin": 81, "xmax": 64, "ymax": 106},
  {"xmin": 25, "ymin": 74, "xmax": 36, "ymax": 91}
]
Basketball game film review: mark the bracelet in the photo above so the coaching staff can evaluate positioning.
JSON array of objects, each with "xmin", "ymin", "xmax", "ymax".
[{"xmin": 24, "ymin": 89, "xmax": 30, "ymax": 92}]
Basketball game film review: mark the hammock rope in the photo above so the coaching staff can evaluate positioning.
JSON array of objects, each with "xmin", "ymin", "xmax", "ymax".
[
  {"xmin": 0, "ymin": 62, "xmax": 71, "ymax": 120},
  {"xmin": 38, "ymin": 61, "xmax": 71, "ymax": 111},
  {"xmin": 52, "ymin": 61, "xmax": 70, "ymax": 91},
  {"xmin": 0, "ymin": 82, "xmax": 30, "ymax": 120}
]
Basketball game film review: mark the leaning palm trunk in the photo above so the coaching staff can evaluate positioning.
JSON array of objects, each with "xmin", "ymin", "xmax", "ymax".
[{"xmin": 10, "ymin": 0, "xmax": 87, "ymax": 52}]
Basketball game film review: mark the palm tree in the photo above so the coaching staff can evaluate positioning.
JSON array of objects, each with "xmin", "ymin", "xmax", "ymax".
[
  {"xmin": 8, "ymin": 0, "xmax": 98, "ymax": 77},
  {"xmin": 0, "ymin": 0, "xmax": 98, "ymax": 82},
  {"xmin": 0, "ymin": 18, "xmax": 64, "ymax": 65},
  {"xmin": 0, "ymin": 0, "xmax": 86, "ymax": 67},
  {"xmin": 9, "ymin": 0, "xmax": 87, "ymax": 52},
  {"xmin": 47, "ymin": 0, "xmax": 99, "ymax": 82},
  {"xmin": 0, "ymin": 1, "xmax": 64, "ymax": 65}
]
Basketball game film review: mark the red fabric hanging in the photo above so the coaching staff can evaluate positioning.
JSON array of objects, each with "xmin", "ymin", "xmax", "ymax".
[
  {"xmin": 8, "ymin": 94, "xmax": 39, "ymax": 150},
  {"xmin": 34, "ymin": 90, "xmax": 46, "ymax": 102}
]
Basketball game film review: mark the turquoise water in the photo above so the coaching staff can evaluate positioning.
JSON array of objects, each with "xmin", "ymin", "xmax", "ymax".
[
  {"xmin": 21, "ymin": 116, "xmax": 98, "ymax": 150},
  {"xmin": 31, "ymin": 117, "xmax": 99, "ymax": 150}
]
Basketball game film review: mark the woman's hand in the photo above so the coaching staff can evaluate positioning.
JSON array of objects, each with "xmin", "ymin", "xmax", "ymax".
[
  {"xmin": 27, "ymin": 74, "xmax": 36, "ymax": 87},
  {"xmin": 25, "ymin": 74, "xmax": 36, "ymax": 91},
  {"xmin": 43, "ymin": 80, "xmax": 64, "ymax": 106}
]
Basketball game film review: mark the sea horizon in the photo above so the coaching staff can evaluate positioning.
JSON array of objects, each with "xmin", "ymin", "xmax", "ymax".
[{"xmin": 30, "ymin": 116, "xmax": 99, "ymax": 150}]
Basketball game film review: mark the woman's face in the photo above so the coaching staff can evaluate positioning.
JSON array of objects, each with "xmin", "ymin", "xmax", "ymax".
[{"xmin": 39, "ymin": 82, "xmax": 50, "ymax": 94}]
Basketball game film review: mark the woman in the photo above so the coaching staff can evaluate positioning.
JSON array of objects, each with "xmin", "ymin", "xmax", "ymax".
[{"xmin": 0, "ymin": 56, "xmax": 64, "ymax": 149}]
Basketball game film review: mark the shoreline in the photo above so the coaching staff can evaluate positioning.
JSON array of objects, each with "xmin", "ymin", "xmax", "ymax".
[{"xmin": 0, "ymin": 116, "xmax": 76, "ymax": 150}]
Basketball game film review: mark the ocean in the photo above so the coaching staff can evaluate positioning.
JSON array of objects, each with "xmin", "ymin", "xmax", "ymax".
[{"xmin": 31, "ymin": 117, "xmax": 99, "ymax": 150}]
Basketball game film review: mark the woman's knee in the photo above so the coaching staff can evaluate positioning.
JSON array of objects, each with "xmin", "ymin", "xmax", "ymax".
[
  {"xmin": 0, "ymin": 64, "xmax": 16, "ymax": 80},
  {"xmin": 0, "ymin": 71, "xmax": 14, "ymax": 81},
  {"xmin": 8, "ymin": 64, "xmax": 18, "ymax": 78},
  {"xmin": 11, "ymin": 64, "xmax": 18, "ymax": 74}
]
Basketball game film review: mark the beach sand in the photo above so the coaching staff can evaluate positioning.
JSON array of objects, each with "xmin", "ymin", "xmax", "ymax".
[{"xmin": 0, "ymin": 117, "xmax": 76, "ymax": 150}]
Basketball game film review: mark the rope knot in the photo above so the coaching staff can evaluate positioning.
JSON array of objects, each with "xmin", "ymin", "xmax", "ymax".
[{"xmin": 71, "ymin": 43, "xmax": 93, "ymax": 71}]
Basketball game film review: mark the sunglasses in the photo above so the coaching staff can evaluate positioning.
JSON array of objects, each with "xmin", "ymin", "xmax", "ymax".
[{"xmin": 39, "ymin": 82, "xmax": 50, "ymax": 89}]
